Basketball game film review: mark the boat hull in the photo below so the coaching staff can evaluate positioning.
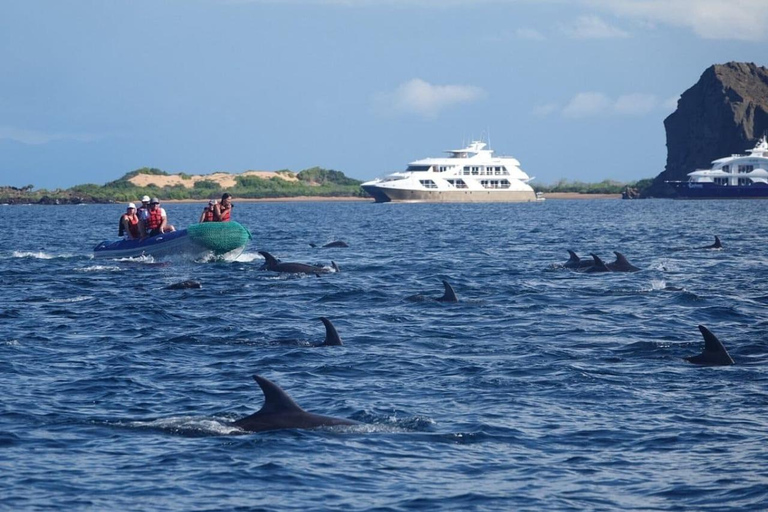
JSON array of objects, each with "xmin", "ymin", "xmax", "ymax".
[
  {"xmin": 361, "ymin": 185, "xmax": 538, "ymax": 203},
  {"xmin": 670, "ymin": 182, "xmax": 768, "ymax": 199},
  {"xmin": 93, "ymin": 222, "xmax": 252, "ymax": 259}
]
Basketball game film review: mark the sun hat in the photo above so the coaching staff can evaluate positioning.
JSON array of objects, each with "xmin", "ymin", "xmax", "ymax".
[
  {"xmin": 208, "ymin": 199, "xmax": 215, "ymax": 205},
  {"xmin": 127, "ymin": 202, "xmax": 136, "ymax": 209},
  {"xmin": 142, "ymin": 195, "xmax": 150, "ymax": 202},
  {"xmin": 150, "ymin": 197, "xmax": 159, "ymax": 204}
]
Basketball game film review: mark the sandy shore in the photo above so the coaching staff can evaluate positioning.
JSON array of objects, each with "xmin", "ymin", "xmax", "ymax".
[
  {"xmin": 160, "ymin": 193, "xmax": 619, "ymax": 203},
  {"xmin": 541, "ymin": 193, "xmax": 621, "ymax": 200}
]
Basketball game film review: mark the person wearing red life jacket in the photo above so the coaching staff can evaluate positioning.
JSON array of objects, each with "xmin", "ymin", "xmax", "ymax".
[
  {"xmin": 118, "ymin": 203, "xmax": 141, "ymax": 240},
  {"xmin": 199, "ymin": 199, "xmax": 216, "ymax": 223},
  {"xmin": 144, "ymin": 197, "xmax": 176, "ymax": 237},
  {"xmin": 213, "ymin": 193, "xmax": 232, "ymax": 222}
]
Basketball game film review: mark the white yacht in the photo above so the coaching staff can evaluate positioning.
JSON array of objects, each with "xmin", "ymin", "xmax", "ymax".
[
  {"xmin": 668, "ymin": 135, "xmax": 768, "ymax": 199},
  {"xmin": 361, "ymin": 141, "xmax": 539, "ymax": 203}
]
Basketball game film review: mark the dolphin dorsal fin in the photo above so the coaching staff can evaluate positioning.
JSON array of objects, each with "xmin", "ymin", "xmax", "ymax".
[
  {"xmin": 320, "ymin": 317, "xmax": 343, "ymax": 346},
  {"xmin": 258, "ymin": 251, "xmax": 278, "ymax": 267},
  {"xmin": 439, "ymin": 280, "xmax": 458, "ymax": 302},
  {"xmin": 567, "ymin": 250, "xmax": 580, "ymax": 263},
  {"xmin": 713, "ymin": 236, "xmax": 722, "ymax": 248},
  {"xmin": 698, "ymin": 325, "xmax": 727, "ymax": 354},
  {"xmin": 613, "ymin": 251, "xmax": 630, "ymax": 265},
  {"xmin": 254, "ymin": 375, "xmax": 305, "ymax": 414}
]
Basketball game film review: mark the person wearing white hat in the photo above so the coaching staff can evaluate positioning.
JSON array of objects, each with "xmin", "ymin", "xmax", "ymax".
[
  {"xmin": 144, "ymin": 197, "xmax": 175, "ymax": 237},
  {"xmin": 136, "ymin": 195, "xmax": 151, "ymax": 233},
  {"xmin": 118, "ymin": 202, "xmax": 141, "ymax": 240}
]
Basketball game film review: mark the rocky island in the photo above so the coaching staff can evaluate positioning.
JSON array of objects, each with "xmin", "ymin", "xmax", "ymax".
[{"xmin": 645, "ymin": 61, "xmax": 768, "ymax": 198}]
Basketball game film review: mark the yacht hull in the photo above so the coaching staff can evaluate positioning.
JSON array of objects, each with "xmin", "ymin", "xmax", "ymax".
[
  {"xmin": 671, "ymin": 182, "xmax": 768, "ymax": 199},
  {"xmin": 361, "ymin": 185, "xmax": 537, "ymax": 203}
]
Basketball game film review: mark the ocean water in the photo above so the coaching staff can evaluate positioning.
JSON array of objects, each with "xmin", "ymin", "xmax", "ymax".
[{"xmin": 1, "ymin": 200, "xmax": 766, "ymax": 511}]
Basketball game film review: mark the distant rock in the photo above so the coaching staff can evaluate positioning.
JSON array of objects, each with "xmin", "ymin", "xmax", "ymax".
[
  {"xmin": 621, "ymin": 186, "xmax": 640, "ymax": 199},
  {"xmin": 645, "ymin": 62, "xmax": 768, "ymax": 198}
]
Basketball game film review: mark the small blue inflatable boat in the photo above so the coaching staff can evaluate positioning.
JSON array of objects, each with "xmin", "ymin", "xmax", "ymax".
[{"xmin": 93, "ymin": 221, "xmax": 252, "ymax": 260}]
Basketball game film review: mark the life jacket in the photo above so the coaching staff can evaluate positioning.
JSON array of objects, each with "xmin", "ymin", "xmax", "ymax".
[
  {"xmin": 202, "ymin": 208, "xmax": 214, "ymax": 222},
  {"xmin": 119, "ymin": 214, "xmax": 140, "ymax": 238},
  {"xmin": 219, "ymin": 204, "xmax": 232, "ymax": 222},
  {"xmin": 146, "ymin": 207, "xmax": 164, "ymax": 230}
]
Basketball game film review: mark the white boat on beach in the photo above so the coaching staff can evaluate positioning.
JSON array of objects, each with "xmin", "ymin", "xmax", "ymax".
[{"xmin": 361, "ymin": 141, "xmax": 539, "ymax": 203}]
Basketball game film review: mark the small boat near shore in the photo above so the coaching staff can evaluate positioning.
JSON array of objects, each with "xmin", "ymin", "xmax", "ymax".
[
  {"xmin": 93, "ymin": 221, "xmax": 252, "ymax": 260},
  {"xmin": 361, "ymin": 140, "xmax": 539, "ymax": 203},
  {"xmin": 667, "ymin": 136, "xmax": 768, "ymax": 199}
]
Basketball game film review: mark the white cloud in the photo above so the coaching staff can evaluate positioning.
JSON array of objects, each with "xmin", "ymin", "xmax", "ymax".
[
  {"xmin": 374, "ymin": 79, "xmax": 486, "ymax": 118},
  {"xmin": 560, "ymin": 92, "xmax": 667, "ymax": 118},
  {"xmin": 533, "ymin": 103, "xmax": 559, "ymax": 117},
  {"xmin": 587, "ymin": 0, "xmax": 768, "ymax": 41},
  {"xmin": 0, "ymin": 126, "xmax": 98, "ymax": 145},
  {"xmin": 562, "ymin": 92, "xmax": 614, "ymax": 117},
  {"xmin": 558, "ymin": 15, "xmax": 630, "ymax": 39}
]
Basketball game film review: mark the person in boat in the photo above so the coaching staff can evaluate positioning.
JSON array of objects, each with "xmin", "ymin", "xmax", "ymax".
[
  {"xmin": 118, "ymin": 203, "xmax": 141, "ymax": 240},
  {"xmin": 144, "ymin": 197, "xmax": 176, "ymax": 237},
  {"xmin": 135, "ymin": 195, "xmax": 150, "ymax": 236},
  {"xmin": 199, "ymin": 199, "xmax": 216, "ymax": 223},
  {"xmin": 213, "ymin": 193, "xmax": 233, "ymax": 222}
]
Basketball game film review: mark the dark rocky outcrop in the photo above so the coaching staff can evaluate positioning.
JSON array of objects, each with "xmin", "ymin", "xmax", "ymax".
[{"xmin": 645, "ymin": 62, "xmax": 768, "ymax": 198}]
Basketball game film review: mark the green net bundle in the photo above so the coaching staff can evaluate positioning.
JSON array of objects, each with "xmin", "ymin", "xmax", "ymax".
[{"xmin": 187, "ymin": 221, "xmax": 252, "ymax": 254}]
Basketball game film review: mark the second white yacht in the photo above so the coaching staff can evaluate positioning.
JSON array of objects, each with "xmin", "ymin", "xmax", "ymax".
[{"xmin": 361, "ymin": 141, "xmax": 539, "ymax": 203}]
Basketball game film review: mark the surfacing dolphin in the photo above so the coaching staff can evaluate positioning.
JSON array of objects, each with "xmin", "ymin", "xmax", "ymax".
[
  {"xmin": 233, "ymin": 375, "xmax": 360, "ymax": 432},
  {"xmin": 564, "ymin": 250, "xmax": 595, "ymax": 270},
  {"xmin": 685, "ymin": 325, "xmax": 734, "ymax": 366},
  {"xmin": 437, "ymin": 280, "xmax": 458, "ymax": 302},
  {"xmin": 258, "ymin": 251, "xmax": 339, "ymax": 276},
  {"xmin": 164, "ymin": 280, "xmax": 202, "ymax": 290},
  {"xmin": 407, "ymin": 279, "xmax": 459, "ymax": 302},
  {"xmin": 318, "ymin": 317, "xmax": 343, "ymax": 346},
  {"xmin": 606, "ymin": 252, "xmax": 641, "ymax": 272},
  {"xmin": 583, "ymin": 253, "xmax": 611, "ymax": 273},
  {"xmin": 310, "ymin": 241, "xmax": 349, "ymax": 248},
  {"xmin": 699, "ymin": 236, "xmax": 722, "ymax": 249}
]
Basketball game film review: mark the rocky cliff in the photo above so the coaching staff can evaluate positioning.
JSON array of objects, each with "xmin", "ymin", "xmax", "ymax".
[{"xmin": 646, "ymin": 62, "xmax": 768, "ymax": 197}]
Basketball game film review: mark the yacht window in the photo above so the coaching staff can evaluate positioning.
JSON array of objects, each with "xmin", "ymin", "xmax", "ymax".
[
  {"xmin": 738, "ymin": 178, "xmax": 750, "ymax": 186},
  {"xmin": 714, "ymin": 177, "xmax": 728, "ymax": 186},
  {"xmin": 471, "ymin": 167, "xmax": 480, "ymax": 175},
  {"xmin": 419, "ymin": 180, "xmax": 437, "ymax": 189},
  {"xmin": 722, "ymin": 165, "xmax": 729, "ymax": 173},
  {"xmin": 737, "ymin": 165, "xmax": 754, "ymax": 173},
  {"xmin": 407, "ymin": 165, "xmax": 431, "ymax": 172}
]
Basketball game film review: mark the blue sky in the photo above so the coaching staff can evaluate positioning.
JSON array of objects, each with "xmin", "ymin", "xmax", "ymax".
[{"xmin": 0, "ymin": 0, "xmax": 765, "ymax": 189}]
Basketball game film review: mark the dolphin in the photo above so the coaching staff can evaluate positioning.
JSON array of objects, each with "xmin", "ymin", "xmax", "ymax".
[
  {"xmin": 685, "ymin": 325, "xmax": 735, "ymax": 366},
  {"xmin": 258, "ymin": 251, "xmax": 339, "ymax": 275},
  {"xmin": 164, "ymin": 280, "xmax": 202, "ymax": 290},
  {"xmin": 318, "ymin": 317, "xmax": 343, "ymax": 346},
  {"xmin": 233, "ymin": 375, "xmax": 360, "ymax": 432},
  {"xmin": 564, "ymin": 250, "xmax": 595, "ymax": 270},
  {"xmin": 583, "ymin": 253, "xmax": 610, "ymax": 273},
  {"xmin": 700, "ymin": 236, "xmax": 722, "ymax": 249},
  {"xmin": 606, "ymin": 252, "xmax": 640, "ymax": 272},
  {"xmin": 310, "ymin": 241, "xmax": 349, "ymax": 248},
  {"xmin": 437, "ymin": 280, "xmax": 458, "ymax": 302}
]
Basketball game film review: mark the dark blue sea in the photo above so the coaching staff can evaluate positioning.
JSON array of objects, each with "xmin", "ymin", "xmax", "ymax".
[{"xmin": 1, "ymin": 200, "xmax": 766, "ymax": 511}]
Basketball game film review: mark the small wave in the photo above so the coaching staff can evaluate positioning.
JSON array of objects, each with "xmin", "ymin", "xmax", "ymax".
[
  {"xmin": 128, "ymin": 416, "xmax": 242, "ymax": 436},
  {"xmin": 48, "ymin": 295, "xmax": 93, "ymax": 304},
  {"xmin": 235, "ymin": 251, "xmax": 262, "ymax": 263},
  {"xmin": 10, "ymin": 251, "xmax": 60, "ymax": 260},
  {"xmin": 76, "ymin": 265, "xmax": 122, "ymax": 273}
]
